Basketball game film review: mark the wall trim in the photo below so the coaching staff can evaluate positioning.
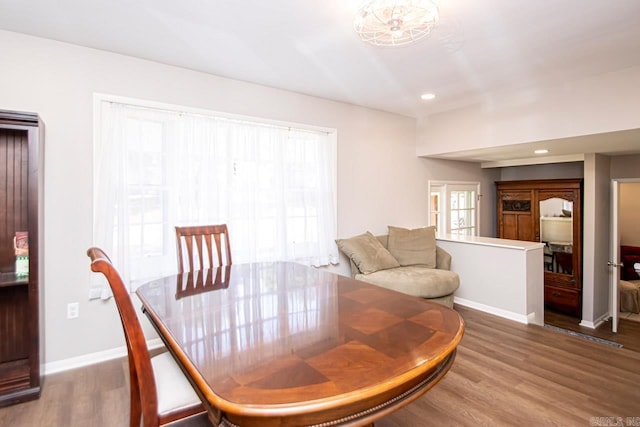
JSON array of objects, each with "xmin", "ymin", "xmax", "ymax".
[
  {"xmin": 579, "ymin": 312, "xmax": 609, "ymax": 330},
  {"xmin": 454, "ymin": 297, "xmax": 529, "ymax": 324},
  {"xmin": 44, "ymin": 338, "xmax": 165, "ymax": 375}
]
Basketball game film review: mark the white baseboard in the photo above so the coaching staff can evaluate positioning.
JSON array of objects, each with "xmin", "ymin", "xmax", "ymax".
[
  {"xmin": 579, "ymin": 312, "xmax": 610, "ymax": 329},
  {"xmin": 454, "ymin": 297, "xmax": 529, "ymax": 324},
  {"xmin": 527, "ymin": 311, "xmax": 543, "ymax": 326},
  {"xmin": 44, "ymin": 338, "xmax": 165, "ymax": 375}
]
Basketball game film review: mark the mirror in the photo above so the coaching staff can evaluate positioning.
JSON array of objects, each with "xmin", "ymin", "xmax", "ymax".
[{"xmin": 540, "ymin": 198, "xmax": 573, "ymax": 275}]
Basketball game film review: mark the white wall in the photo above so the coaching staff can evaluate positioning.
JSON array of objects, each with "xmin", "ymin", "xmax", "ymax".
[
  {"xmin": 0, "ymin": 30, "xmax": 488, "ymax": 366},
  {"xmin": 498, "ymin": 162, "xmax": 584, "ymax": 181},
  {"xmin": 611, "ymin": 154, "xmax": 640, "ymax": 180},
  {"xmin": 437, "ymin": 237, "xmax": 544, "ymax": 326},
  {"xmin": 416, "ymin": 65, "xmax": 640, "ymax": 156},
  {"xmin": 619, "ymin": 183, "xmax": 640, "ymax": 246},
  {"xmin": 582, "ymin": 154, "xmax": 611, "ymax": 326},
  {"xmin": 611, "ymin": 155, "xmax": 640, "ymax": 248}
]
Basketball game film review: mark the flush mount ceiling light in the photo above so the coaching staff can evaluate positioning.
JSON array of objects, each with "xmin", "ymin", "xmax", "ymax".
[
  {"xmin": 534, "ymin": 149, "xmax": 549, "ymax": 154},
  {"xmin": 354, "ymin": 0, "xmax": 440, "ymax": 47}
]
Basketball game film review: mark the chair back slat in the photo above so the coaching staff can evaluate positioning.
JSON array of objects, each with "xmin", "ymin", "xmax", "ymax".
[
  {"xmin": 175, "ymin": 224, "xmax": 232, "ymax": 273},
  {"xmin": 212, "ymin": 233, "xmax": 223, "ymax": 266},
  {"xmin": 186, "ymin": 236, "xmax": 196, "ymax": 272}
]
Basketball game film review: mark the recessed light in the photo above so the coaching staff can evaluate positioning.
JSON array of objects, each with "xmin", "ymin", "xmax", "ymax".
[
  {"xmin": 421, "ymin": 93, "xmax": 436, "ymax": 101},
  {"xmin": 534, "ymin": 149, "xmax": 549, "ymax": 154}
]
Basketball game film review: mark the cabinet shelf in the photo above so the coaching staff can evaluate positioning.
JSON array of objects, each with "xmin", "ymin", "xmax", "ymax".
[{"xmin": 0, "ymin": 273, "xmax": 29, "ymax": 288}]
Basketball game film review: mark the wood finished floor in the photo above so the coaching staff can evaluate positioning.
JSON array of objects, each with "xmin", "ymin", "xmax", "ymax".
[
  {"xmin": 544, "ymin": 309, "xmax": 640, "ymax": 352},
  {"xmin": 2, "ymin": 305, "xmax": 639, "ymax": 426}
]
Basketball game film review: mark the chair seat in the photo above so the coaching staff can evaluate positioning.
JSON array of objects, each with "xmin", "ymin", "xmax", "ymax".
[
  {"xmin": 356, "ymin": 266, "xmax": 459, "ymax": 299},
  {"xmin": 152, "ymin": 352, "xmax": 202, "ymax": 416}
]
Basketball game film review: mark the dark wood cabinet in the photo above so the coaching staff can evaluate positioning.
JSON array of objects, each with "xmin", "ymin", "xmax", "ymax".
[
  {"xmin": 496, "ymin": 179, "xmax": 582, "ymax": 317},
  {"xmin": 497, "ymin": 189, "xmax": 535, "ymax": 241},
  {"xmin": 0, "ymin": 110, "xmax": 43, "ymax": 406}
]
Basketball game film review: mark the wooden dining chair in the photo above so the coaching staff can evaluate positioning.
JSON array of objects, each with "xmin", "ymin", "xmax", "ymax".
[
  {"xmin": 175, "ymin": 224, "xmax": 232, "ymax": 273},
  {"xmin": 86, "ymin": 247, "xmax": 205, "ymax": 427}
]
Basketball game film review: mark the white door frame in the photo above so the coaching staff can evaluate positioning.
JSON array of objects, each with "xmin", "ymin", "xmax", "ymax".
[
  {"xmin": 610, "ymin": 178, "xmax": 640, "ymax": 333},
  {"xmin": 427, "ymin": 180, "xmax": 481, "ymax": 236},
  {"xmin": 610, "ymin": 180, "xmax": 620, "ymax": 333}
]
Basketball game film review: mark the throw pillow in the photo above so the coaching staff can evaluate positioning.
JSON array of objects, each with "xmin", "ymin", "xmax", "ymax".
[
  {"xmin": 621, "ymin": 255, "xmax": 640, "ymax": 280},
  {"xmin": 387, "ymin": 226, "xmax": 437, "ymax": 268},
  {"xmin": 336, "ymin": 232, "xmax": 400, "ymax": 274}
]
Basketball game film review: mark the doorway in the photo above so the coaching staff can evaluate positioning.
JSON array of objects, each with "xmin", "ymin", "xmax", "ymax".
[
  {"xmin": 611, "ymin": 180, "xmax": 640, "ymax": 333},
  {"xmin": 543, "ymin": 179, "xmax": 640, "ymax": 351}
]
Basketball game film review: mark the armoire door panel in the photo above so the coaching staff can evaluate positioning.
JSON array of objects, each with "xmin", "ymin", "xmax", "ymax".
[{"xmin": 517, "ymin": 214, "xmax": 534, "ymax": 242}]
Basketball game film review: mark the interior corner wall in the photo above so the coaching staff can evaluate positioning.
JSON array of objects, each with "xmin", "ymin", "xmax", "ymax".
[
  {"xmin": 611, "ymin": 154, "xmax": 640, "ymax": 179},
  {"xmin": 416, "ymin": 65, "xmax": 640, "ymax": 156},
  {"xmin": 619, "ymin": 183, "xmax": 640, "ymax": 246},
  {"xmin": 582, "ymin": 154, "xmax": 611, "ymax": 324},
  {"xmin": 480, "ymin": 168, "xmax": 501, "ymax": 237},
  {"xmin": 0, "ymin": 29, "xmax": 446, "ymax": 366}
]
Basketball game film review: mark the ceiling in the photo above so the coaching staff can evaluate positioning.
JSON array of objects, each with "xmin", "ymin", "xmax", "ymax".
[{"xmin": 1, "ymin": 0, "xmax": 640, "ymax": 162}]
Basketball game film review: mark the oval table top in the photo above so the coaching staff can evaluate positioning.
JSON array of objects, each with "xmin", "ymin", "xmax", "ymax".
[{"xmin": 136, "ymin": 262, "xmax": 464, "ymax": 426}]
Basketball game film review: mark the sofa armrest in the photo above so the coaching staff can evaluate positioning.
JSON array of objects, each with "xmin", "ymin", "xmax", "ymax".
[
  {"xmin": 349, "ymin": 258, "xmax": 360, "ymax": 278},
  {"xmin": 436, "ymin": 246, "xmax": 452, "ymax": 271}
]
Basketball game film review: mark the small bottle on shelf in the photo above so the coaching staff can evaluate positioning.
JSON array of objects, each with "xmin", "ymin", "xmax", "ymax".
[{"xmin": 14, "ymin": 231, "xmax": 29, "ymax": 277}]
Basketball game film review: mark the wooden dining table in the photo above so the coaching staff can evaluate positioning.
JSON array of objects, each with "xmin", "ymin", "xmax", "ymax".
[{"xmin": 136, "ymin": 262, "xmax": 464, "ymax": 427}]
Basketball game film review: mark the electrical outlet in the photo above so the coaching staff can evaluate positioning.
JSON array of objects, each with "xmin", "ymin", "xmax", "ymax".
[{"xmin": 67, "ymin": 302, "xmax": 79, "ymax": 319}]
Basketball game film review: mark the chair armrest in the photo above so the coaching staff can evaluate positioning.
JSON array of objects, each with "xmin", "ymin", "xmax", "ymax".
[{"xmin": 436, "ymin": 246, "xmax": 452, "ymax": 270}]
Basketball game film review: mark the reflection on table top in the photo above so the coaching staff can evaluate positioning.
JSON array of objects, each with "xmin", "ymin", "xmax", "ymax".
[{"xmin": 136, "ymin": 262, "xmax": 464, "ymax": 426}]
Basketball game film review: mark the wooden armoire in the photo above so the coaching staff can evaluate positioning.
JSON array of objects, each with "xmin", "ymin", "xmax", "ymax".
[
  {"xmin": 496, "ymin": 179, "xmax": 583, "ymax": 317},
  {"xmin": 0, "ymin": 110, "xmax": 44, "ymax": 406}
]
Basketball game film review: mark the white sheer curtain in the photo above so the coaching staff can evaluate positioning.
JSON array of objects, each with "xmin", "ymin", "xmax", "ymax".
[
  {"xmin": 92, "ymin": 102, "xmax": 130, "ymax": 296},
  {"xmin": 94, "ymin": 99, "xmax": 338, "ymax": 291}
]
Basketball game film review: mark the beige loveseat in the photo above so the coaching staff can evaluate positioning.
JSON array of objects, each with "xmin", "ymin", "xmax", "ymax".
[
  {"xmin": 336, "ymin": 227, "xmax": 460, "ymax": 308},
  {"xmin": 620, "ymin": 280, "xmax": 640, "ymax": 314}
]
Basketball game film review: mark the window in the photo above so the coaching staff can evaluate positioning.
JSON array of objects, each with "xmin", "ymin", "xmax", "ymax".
[
  {"xmin": 94, "ymin": 95, "xmax": 338, "ymax": 289},
  {"xmin": 429, "ymin": 190, "xmax": 441, "ymax": 232},
  {"xmin": 428, "ymin": 181, "xmax": 480, "ymax": 236}
]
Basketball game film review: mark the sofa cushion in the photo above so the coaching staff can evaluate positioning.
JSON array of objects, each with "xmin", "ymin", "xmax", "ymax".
[
  {"xmin": 619, "ymin": 280, "xmax": 640, "ymax": 314},
  {"xmin": 356, "ymin": 266, "xmax": 459, "ymax": 299},
  {"xmin": 387, "ymin": 226, "xmax": 437, "ymax": 268},
  {"xmin": 336, "ymin": 232, "xmax": 400, "ymax": 274}
]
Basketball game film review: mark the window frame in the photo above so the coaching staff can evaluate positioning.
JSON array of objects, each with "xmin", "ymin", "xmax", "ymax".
[{"xmin": 428, "ymin": 180, "xmax": 481, "ymax": 237}]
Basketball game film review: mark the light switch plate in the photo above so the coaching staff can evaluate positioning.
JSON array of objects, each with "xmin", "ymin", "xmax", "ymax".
[{"xmin": 88, "ymin": 287, "xmax": 102, "ymax": 300}]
